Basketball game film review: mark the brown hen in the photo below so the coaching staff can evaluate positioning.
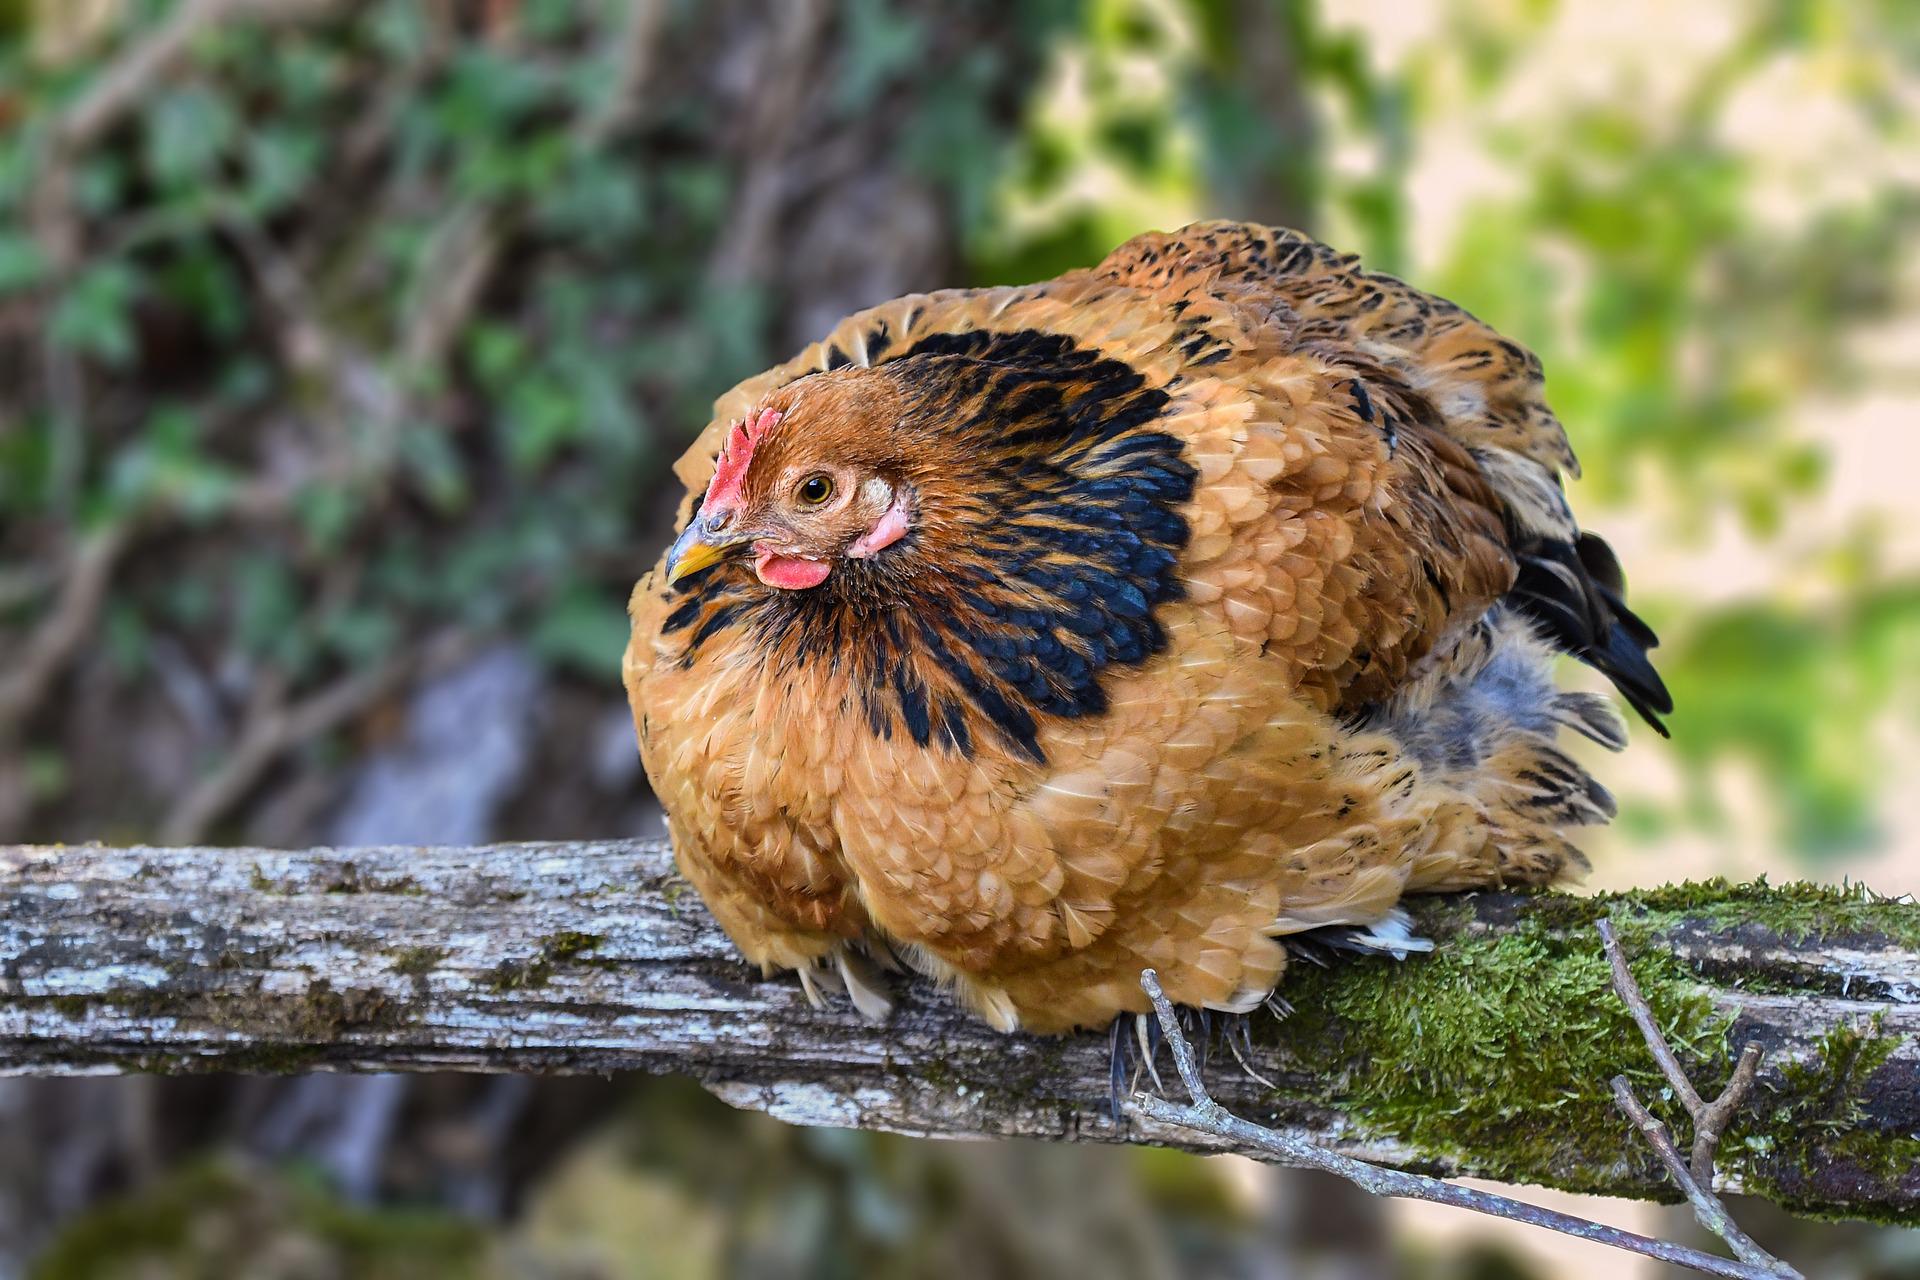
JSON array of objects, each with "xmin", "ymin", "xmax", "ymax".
[{"xmin": 624, "ymin": 222, "xmax": 1670, "ymax": 1034}]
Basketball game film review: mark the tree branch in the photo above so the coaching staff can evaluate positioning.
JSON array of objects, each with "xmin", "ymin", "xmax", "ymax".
[
  {"xmin": 0, "ymin": 524, "xmax": 129, "ymax": 734},
  {"xmin": 1608, "ymin": 1078, "xmax": 1791, "ymax": 1275},
  {"xmin": 1599, "ymin": 916, "xmax": 1796, "ymax": 1273},
  {"xmin": 0, "ymin": 840, "xmax": 1914, "ymax": 1226},
  {"xmin": 155, "ymin": 631, "xmax": 471, "ymax": 845},
  {"xmin": 1131, "ymin": 970, "xmax": 1789, "ymax": 1280}
]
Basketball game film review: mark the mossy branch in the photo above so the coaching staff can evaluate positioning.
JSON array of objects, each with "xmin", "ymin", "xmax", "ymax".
[
  {"xmin": 1132, "ymin": 969, "xmax": 1797, "ymax": 1280},
  {"xmin": 0, "ymin": 841, "xmax": 1915, "ymax": 1225}
]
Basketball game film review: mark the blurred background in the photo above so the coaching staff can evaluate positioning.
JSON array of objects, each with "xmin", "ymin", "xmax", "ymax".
[{"xmin": 1, "ymin": 0, "xmax": 1917, "ymax": 1275}]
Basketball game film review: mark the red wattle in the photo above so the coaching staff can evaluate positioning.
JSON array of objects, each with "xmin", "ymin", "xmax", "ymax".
[{"xmin": 754, "ymin": 550, "xmax": 831, "ymax": 590}]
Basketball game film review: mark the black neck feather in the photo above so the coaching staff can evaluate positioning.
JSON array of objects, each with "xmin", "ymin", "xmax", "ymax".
[{"xmin": 660, "ymin": 328, "xmax": 1195, "ymax": 763}]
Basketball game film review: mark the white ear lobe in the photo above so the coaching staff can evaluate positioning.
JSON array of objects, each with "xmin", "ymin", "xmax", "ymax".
[{"xmin": 848, "ymin": 487, "xmax": 910, "ymax": 559}]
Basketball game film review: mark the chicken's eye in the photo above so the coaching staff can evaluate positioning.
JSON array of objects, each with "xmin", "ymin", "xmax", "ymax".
[{"xmin": 797, "ymin": 474, "xmax": 833, "ymax": 505}]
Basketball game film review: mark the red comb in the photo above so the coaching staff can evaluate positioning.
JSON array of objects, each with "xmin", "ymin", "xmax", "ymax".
[{"xmin": 703, "ymin": 407, "xmax": 781, "ymax": 510}]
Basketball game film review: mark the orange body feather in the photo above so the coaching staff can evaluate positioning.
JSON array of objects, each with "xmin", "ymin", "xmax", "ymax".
[{"xmin": 624, "ymin": 223, "xmax": 1669, "ymax": 1033}]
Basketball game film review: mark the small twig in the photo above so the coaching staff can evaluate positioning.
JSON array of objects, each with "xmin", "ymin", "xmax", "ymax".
[
  {"xmin": 1601, "ymin": 918, "xmax": 1705, "ymax": 1113},
  {"xmin": 400, "ymin": 201, "xmax": 503, "ymax": 375},
  {"xmin": 1695, "ymin": 1041, "xmax": 1764, "ymax": 1181},
  {"xmin": 51, "ymin": 0, "xmax": 345, "ymax": 151},
  {"xmin": 704, "ymin": 0, "xmax": 832, "ymax": 289},
  {"xmin": 1128, "ymin": 970, "xmax": 1788, "ymax": 1280},
  {"xmin": 0, "ymin": 524, "xmax": 129, "ymax": 734},
  {"xmin": 1610, "ymin": 1078, "xmax": 1793, "ymax": 1274},
  {"xmin": 1598, "ymin": 919, "xmax": 1798, "ymax": 1276},
  {"xmin": 571, "ymin": 0, "xmax": 668, "ymax": 150},
  {"xmin": 0, "ymin": 562, "xmax": 56, "ymax": 612},
  {"xmin": 157, "ymin": 632, "xmax": 468, "ymax": 845},
  {"xmin": 1599, "ymin": 918, "xmax": 1769, "ymax": 1180},
  {"xmin": 31, "ymin": 0, "xmax": 348, "ymax": 274}
]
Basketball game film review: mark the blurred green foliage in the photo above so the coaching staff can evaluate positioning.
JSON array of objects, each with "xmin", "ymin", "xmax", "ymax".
[
  {"xmin": 3, "ymin": 0, "xmax": 1918, "ymax": 855},
  {"xmin": 33, "ymin": 1160, "xmax": 493, "ymax": 1280},
  {"xmin": 7, "ymin": 4, "xmax": 1920, "ymax": 1276},
  {"xmin": 0, "ymin": 0, "xmax": 1074, "ymax": 704},
  {"xmin": 35, "ymin": 1081, "xmax": 1265, "ymax": 1280},
  {"xmin": 1414, "ymin": 1, "xmax": 1920, "ymax": 856}
]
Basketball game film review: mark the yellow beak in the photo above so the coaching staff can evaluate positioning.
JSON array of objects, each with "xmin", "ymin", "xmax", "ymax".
[{"xmin": 665, "ymin": 519, "xmax": 747, "ymax": 584}]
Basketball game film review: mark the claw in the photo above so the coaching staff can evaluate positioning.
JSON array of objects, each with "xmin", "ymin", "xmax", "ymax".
[
  {"xmin": 796, "ymin": 964, "xmax": 830, "ymax": 1010},
  {"xmin": 1190, "ymin": 1006, "xmax": 1214, "ymax": 1067},
  {"xmin": 1134, "ymin": 1010, "xmax": 1166, "ymax": 1094},
  {"xmin": 859, "ymin": 935, "xmax": 905, "ymax": 973},
  {"xmin": 1107, "ymin": 1017, "xmax": 1128, "ymax": 1121},
  {"xmin": 836, "ymin": 948, "xmax": 894, "ymax": 1021},
  {"xmin": 1224, "ymin": 1016, "xmax": 1276, "ymax": 1089}
]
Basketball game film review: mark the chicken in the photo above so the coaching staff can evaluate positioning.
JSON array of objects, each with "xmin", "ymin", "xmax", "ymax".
[{"xmin": 623, "ymin": 221, "xmax": 1670, "ymax": 1034}]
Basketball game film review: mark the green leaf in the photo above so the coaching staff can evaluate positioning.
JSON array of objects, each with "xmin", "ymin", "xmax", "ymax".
[
  {"xmin": 50, "ymin": 261, "xmax": 139, "ymax": 365},
  {"xmin": 233, "ymin": 554, "xmax": 302, "ymax": 662},
  {"xmin": 22, "ymin": 748, "xmax": 68, "ymax": 802},
  {"xmin": 531, "ymin": 586, "xmax": 631, "ymax": 679},
  {"xmin": 503, "ymin": 373, "xmax": 582, "ymax": 472},
  {"xmin": 0, "ymin": 232, "xmax": 46, "ymax": 293},
  {"xmin": 466, "ymin": 323, "xmax": 526, "ymax": 390},
  {"xmin": 103, "ymin": 598, "xmax": 150, "ymax": 677},
  {"xmin": 320, "ymin": 605, "xmax": 397, "ymax": 667},
  {"xmin": 835, "ymin": 0, "xmax": 926, "ymax": 112},
  {"xmin": 243, "ymin": 126, "xmax": 323, "ymax": 212},
  {"xmin": 399, "ymin": 428, "xmax": 469, "ymax": 513},
  {"xmin": 144, "ymin": 85, "xmax": 238, "ymax": 186},
  {"xmin": 295, "ymin": 484, "xmax": 361, "ymax": 554}
]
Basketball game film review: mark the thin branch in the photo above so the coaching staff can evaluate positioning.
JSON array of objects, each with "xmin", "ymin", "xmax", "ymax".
[
  {"xmin": 1600, "ymin": 917, "xmax": 1708, "ymax": 1114},
  {"xmin": 1603, "ymin": 917, "xmax": 1769, "ymax": 1182},
  {"xmin": 405, "ymin": 0, "xmax": 667, "ymax": 372},
  {"xmin": 156, "ymin": 632, "xmax": 467, "ymax": 844},
  {"xmin": 0, "ymin": 524, "xmax": 129, "ymax": 734},
  {"xmin": 0, "ymin": 562, "xmax": 56, "ymax": 613},
  {"xmin": 31, "ymin": 0, "xmax": 348, "ymax": 275},
  {"xmin": 1127, "ymin": 970, "xmax": 1790, "ymax": 1280},
  {"xmin": 704, "ymin": 0, "xmax": 832, "ymax": 289},
  {"xmin": 1610, "ymin": 1077, "xmax": 1795, "ymax": 1275},
  {"xmin": 1695, "ymin": 1042, "xmax": 1765, "ymax": 1181},
  {"xmin": 571, "ymin": 0, "xmax": 668, "ymax": 151},
  {"xmin": 52, "ymin": 0, "xmax": 344, "ymax": 151},
  {"xmin": 1599, "ymin": 918, "xmax": 1797, "ymax": 1275}
]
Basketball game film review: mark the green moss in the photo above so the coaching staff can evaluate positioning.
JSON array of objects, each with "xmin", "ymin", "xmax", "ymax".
[
  {"xmin": 63, "ymin": 978, "xmax": 403, "ymax": 1060},
  {"xmin": 319, "ymin": 861, "xmax": 425, "ymax": 895},
  {"xmin": 1595, "ymin": 877, "xmax": 1920, "ymax": 948},
  {"xmin": 1776, "ymin": 1017, "xmax": 1902, "ymax": 1141},
  {"xmin": 173, "ymin": 1043, "xmax": 336, "ymax": 1075},
  {"xmin": 245, "ymin": 860, "xmax": 425, "ymax": 897},
  {"xmin": 1418, "ymin": 878, "xmax": 1920, "ymax": 949},
  {"xmin": 1262, "ymin": 914, "xmax": 1724, "ymax": 1196},
  {"xmin": 485, "ymin": 956, "xmax": 552, "ymax": 991},
  {"xmin": 1728, "ymin": 1016, "xmax": 1920, "ymax": 1220},
  {"xmin": 1247, "ymin": 883, "xmax": 1920, "ymax": 1223},
  {"xmin": 486, "ymin": 931, "xmax": 606, "ymax": 991},
  {"xmin": 541, "ymin": 930, "xmax": 603, "ymax": 960},
  {"xmin": 7, "ymin": 995, "xmax": 99, "ymax": 1020},
  {"xmin": 391, "ymin": 945, "xmax": 447, "ymax": 976}
]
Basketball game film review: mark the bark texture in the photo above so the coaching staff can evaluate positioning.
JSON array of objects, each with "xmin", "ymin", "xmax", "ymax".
[{"xmin": 2, "ymin": 840, "xmax": 1915, "ymax": 1224}]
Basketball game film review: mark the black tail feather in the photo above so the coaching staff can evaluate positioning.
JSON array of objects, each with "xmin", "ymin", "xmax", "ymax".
[{"xmin": 1510, "ymin": 531, "xmax": 1673, "ymax": 736}]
